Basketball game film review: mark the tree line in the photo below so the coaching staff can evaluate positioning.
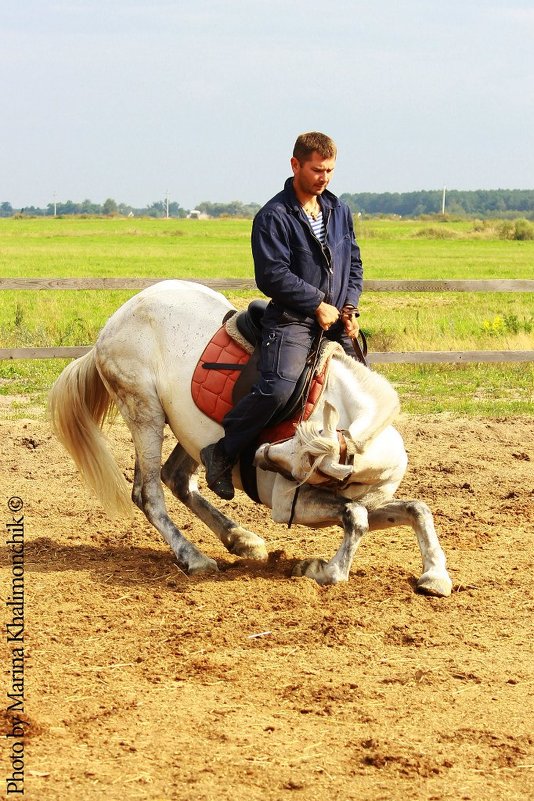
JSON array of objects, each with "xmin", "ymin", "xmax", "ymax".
[
  {"xmin": 0, "ymin": 199, "xmax": 260, "ymax": 219},
  {"xmin": 0, "ymin": 199, "xmax": 188, "ymax": 218},
  {"xmin": 340, "ymin": 189, "xmax": 534, "ymax": 218},
  {"xmin": 1, "ymin": 190, "xmax": 533, "ymax": 219}
]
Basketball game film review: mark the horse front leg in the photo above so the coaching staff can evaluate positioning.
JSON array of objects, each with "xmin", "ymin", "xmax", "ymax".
[
  {"xmin": 367, "ymin": 500, "xmax": 452, "ymax": 597},
  {"xmin": 271, "ymin": 481, "xmax": 367, "ymax": 585},
  {"xmin": 293, "ymin": 501, "xmax": 368, "ymax": 585},
  {"xmin": 161, "ymin": 443, "xmax": 268, "ymax": 560}
]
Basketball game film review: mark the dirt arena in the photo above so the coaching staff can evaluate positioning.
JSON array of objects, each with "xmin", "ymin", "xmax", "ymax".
[{"xmin": 1, "ymin": 413, "xmax": 532, "ymax": 801}]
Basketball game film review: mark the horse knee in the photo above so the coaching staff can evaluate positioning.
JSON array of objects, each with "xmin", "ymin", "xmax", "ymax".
[
  {"xmin": 406, "ymin": 500, "xmax": 433, "ymax": 523},
  {"xmin": 342, "ymin": 503, "xmax": 368, "ymax": 533}
]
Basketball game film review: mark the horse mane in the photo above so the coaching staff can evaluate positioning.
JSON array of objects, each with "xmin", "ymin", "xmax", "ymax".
[
  {"xmin": 295, "ymin": 346, "xmax": 401, "ymax": 468},
  {"xmin": 317, "ymin": 343, "xmax": 398, "ymax": 419},
  {"xmin": 330, "ymin": 347, "xmax": 398, "ymax": 407}
]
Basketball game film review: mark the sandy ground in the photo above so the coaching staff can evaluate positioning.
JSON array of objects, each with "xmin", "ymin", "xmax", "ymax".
[{"xmin": 0, "ymin": 413, "xmax": 533, "ymax": 801}]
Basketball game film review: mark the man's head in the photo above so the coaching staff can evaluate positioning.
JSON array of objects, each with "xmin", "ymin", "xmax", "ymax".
[
  {"xmin": 291, "ymin": 131, "xmax": 337, "ymax": 203},
  {"xmin": 292, "ymin": 131, "xmax": 337, "ymax": 164}
]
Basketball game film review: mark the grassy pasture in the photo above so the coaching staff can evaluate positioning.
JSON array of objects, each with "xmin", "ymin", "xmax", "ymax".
[
  {"xmin": 0, "ymin": 216, "xmax": 532, "ymax": 416},
  {"xmin": 1, "ymin": 216, "xmax": 533, "ymax": 279}
]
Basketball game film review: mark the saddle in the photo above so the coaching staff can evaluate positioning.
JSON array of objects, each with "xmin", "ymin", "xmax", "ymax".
[
  {"xmin": 191, "ymin": 300, "xmax": 329, "ymax": 443},
  {"xmin": 191, "ymin": 301, "xmax": 333, "ymax": 500}
]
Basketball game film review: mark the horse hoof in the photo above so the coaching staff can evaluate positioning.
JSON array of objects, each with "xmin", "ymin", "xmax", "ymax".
[
  {"xmin": 292, "ymin": 558, "xmax": 337, "ymax": 585},
  {"xmin": 188, "ymin": 556, "xmax": 219, "ymax": 576},
  {"xmin": 416, "ymin": 572, "xmax": 452, "ymax": 597},
  {"xmin": 232, "ymin": 542, "xmax": 269, "ymax": 560},
  {"xmin": 227, "ymin": 527, "xmax": 268, "ymax": 560}
]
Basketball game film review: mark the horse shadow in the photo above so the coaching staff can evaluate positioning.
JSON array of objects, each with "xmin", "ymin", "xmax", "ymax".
[{"xmin": 0, "ymin": 537, "xmax": 299, "ymax": 590}]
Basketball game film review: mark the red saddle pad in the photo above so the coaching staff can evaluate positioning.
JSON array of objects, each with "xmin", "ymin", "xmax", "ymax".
[
  {"xmin": 191, "ymin": 326, "xmax": 329, "ymax": 441},
  {"xmin": 191, "ymin": 326, "xmax": 250, "ymax": 423}
]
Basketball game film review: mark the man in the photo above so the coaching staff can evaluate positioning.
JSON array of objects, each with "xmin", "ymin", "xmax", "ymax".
[{"xmin": 201, "ymin": 131, "xmax": 364, "ymax": 500}]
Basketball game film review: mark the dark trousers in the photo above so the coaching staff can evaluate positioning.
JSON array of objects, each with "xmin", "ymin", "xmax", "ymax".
[{"xmin": 222, "ymin": 306, "xmax": 355, "ymax": 462}]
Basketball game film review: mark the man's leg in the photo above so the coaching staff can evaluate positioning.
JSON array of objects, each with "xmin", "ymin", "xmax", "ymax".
[{"xmin": 201, "ymin": 320, "xmax": 314, "ymax": 499}]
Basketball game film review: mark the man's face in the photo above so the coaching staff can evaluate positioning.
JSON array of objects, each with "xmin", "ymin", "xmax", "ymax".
[{"xmin": 291, "ymin": 151, "xmax": 336, "ymax": 199}]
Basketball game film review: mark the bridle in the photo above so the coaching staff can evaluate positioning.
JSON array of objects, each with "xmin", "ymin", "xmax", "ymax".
[
  {"xmin": 260, "ymin": 439, "xmax": 296, "ymax": 483},
  {"xmin": 259, "ymin": 430, "xmax": 354, "ymax": 529},
  {"xmin": 312, "ymin": 429, "xmax": 355, "ymax": 490},
  {"xmin": 260, "ymin": 430, "xmax": 354, "ymax": 491}
]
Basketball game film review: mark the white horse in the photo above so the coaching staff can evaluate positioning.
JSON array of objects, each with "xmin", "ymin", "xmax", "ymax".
[{"xmin": 48, "ymin": 280, "xmax": 452, "ymax": 596}]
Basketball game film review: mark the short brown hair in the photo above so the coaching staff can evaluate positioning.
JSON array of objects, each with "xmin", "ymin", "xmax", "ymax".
[{"xmin": 293, "ymin": 131, "xmax": 337, "ymax": 163}]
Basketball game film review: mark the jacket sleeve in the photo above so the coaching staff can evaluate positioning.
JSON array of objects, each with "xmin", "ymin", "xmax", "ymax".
[
  {"xmin": 343, "ymin": 209, "xmax": 364, "ymax": 308},
  {"xmin": 252, "ymin": 210, "xmax": 325, "ymax": 317}
]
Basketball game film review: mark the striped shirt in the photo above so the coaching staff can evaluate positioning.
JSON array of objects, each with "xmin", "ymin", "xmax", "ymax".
[{"xmin": 306, "ymin": 210, "xmax": 326, "ymax": 244}]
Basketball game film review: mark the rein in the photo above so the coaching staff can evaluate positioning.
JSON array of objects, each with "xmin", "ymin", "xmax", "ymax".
[
  {"xmin": 314, "ymin": 430, "xmax": 354, "ymax": 489},
  {"xmin": 260, "ymin": 330, "xmax": 355, "ymax": 527}
]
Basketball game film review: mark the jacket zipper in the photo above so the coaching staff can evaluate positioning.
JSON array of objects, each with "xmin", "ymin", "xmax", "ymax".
[
  {"xmin": 300, "ymin": 205, "xmax": 334, "ymax": 304},
  {"xmin": 319, "ymin": 208, "xmax": 333, "ymax": 303}
]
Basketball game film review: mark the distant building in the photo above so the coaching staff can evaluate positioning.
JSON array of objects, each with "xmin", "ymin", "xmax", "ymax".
[{"xmin": 187, "ymin": 209, "xmax": 209, "ymax": 220}]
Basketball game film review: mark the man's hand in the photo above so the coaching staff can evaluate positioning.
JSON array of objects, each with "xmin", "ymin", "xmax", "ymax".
[
  {"xmin": 341, "ymin": 305, "xmax": 360, "ymax": 338},
  {"xmin": 315, "ymin": 301, "xmax": 340, "ymax": 331}
]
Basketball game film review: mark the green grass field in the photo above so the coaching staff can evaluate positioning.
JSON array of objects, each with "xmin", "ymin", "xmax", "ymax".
[
  {"xmin": 1, "ymin": 216, "xmax": 533, "ymax": 279},
  {"xmin": 1, "ymin": 216, "xmax": 532, "ymax": 416}
]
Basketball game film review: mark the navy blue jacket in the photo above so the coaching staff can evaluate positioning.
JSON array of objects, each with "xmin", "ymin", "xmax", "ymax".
[{"xmin": 251, "ymin": 177, "xmax": 363, "ymax": 318}]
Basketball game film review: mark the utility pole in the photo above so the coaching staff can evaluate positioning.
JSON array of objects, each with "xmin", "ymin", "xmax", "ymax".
[
  {"xmin": 53, "ymin": 192, "xmax": 57, "ymax": 217},
  {"xmin": 165, "ymin": 190, "xmax": 170, "ymax": 219},
  {"xmin": 441, "ymin": 186, "xmax": 446, "ymax": 215}
]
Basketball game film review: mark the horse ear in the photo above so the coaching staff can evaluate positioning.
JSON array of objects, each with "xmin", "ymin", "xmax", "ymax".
[{"xmin": 322, "ymin": 401, "xmax": 339, "ymax": 440}]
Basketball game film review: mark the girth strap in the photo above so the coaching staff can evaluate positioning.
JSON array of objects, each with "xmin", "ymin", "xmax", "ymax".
[{"xmin": 203, "ymin": 362, "xmax": 247, "ymax": 370}]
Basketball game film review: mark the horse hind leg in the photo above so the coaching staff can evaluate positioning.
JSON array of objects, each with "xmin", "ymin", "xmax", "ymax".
[
  {"xmin": 119, "ymin": 401, "xmax": 218, "ymax": 575},
  {"xmin": 161, "ymin": 444, "xmax": 268, "ymax": 561}
]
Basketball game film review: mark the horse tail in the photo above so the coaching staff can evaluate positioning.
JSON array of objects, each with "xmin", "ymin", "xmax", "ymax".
[{"xmin": 48, "ymin": 349, "xmax": 132, "ymax": 517}]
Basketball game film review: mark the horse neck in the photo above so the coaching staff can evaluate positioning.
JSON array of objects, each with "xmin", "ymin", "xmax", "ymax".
[{"xmin": 321, "ymin": 357, "xmax": 400, "ymax": 453}]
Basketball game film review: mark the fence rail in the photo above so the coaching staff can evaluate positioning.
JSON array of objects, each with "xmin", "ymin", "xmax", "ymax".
[
  {"xmin": 1, "ymin": 278, "xmax": 533, "ymax": 362},
  {"xmin": 1, "ymin": 346, "xmax": 532, "ymax": 364},
  {"xmin": 1, "ymin": 278, "xmax": 534, "ymax": 292}
]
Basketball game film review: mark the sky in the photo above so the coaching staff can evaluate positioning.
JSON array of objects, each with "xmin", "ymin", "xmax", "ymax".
[{"xmin": 2, "ymin": 0, "xmax": 534, "ymax": 210}]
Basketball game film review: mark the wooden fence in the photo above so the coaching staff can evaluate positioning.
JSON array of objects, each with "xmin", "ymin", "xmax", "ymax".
[{"xmin": 1, "ymin": 278, "xmax": 533, "ymax": 364}]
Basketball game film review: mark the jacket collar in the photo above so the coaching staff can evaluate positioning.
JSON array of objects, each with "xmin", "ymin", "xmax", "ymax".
[{"xmin": 283, "ymin": 177, "xmax": 339, "ymax": 213}]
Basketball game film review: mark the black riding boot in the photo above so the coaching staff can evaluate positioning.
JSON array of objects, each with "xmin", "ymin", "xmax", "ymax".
[{"xmin": 200, "ymin": 439, "xmax": 235, "ymax": 500}]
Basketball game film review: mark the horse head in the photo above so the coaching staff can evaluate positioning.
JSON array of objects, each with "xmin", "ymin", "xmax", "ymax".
[
  {"xmin": 291, "ymin": 401, "xmax": 355, "ymax": 485},
  {"xmin": 255, "ymin": 401, "xmax": 354, "ymax": 488}
]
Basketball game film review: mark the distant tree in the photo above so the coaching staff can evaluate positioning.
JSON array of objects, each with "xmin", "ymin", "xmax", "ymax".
[
  {"xmin": 20, "ymin": 205, "xmax": 46, "ymax": 216},
  {"xmin": 0, "ymin": 201, "xmax": 13, "ymax": 217},
  {"xmin": 140, "ymin": 200, "xmax": 187, "ymax": 218},
  {"xmin": 80, "ymin": 198, "xmax": 101, "ymax": 215},
  {"xmin": 102, "ymin": 198, "xmax": 118, "ymax": 216},
  {"xmin": 168, "ymin": 201, "xmax": 187, "ymax": 218},
  {"xmin": 196, "ymin": 200, "xmax": 260, "ymax": 218},
  {"xmin": 53, "ymin": 200, "xmax": 80, "ymax": 215},
  {"xmin": 145, "ymin": 201, "xmax": 166, "ymax": 218}
]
